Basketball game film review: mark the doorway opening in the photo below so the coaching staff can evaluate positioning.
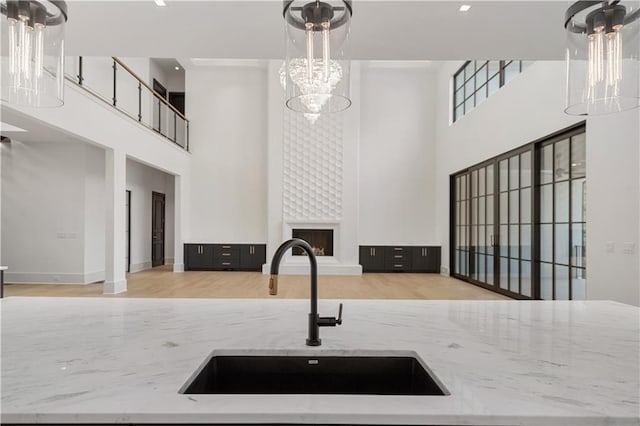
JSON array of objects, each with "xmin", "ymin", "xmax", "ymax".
[
  {"xmin": 126, "ymin": 190, "xmax": 131, "ymax": 273},
  {"xmin": 152, "ymin": 191, "xmax": 165, "ymax": 267}
]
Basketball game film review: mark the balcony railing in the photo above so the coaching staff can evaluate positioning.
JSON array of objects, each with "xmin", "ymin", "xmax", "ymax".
[{"xmin": 64, "ymin": 57, "xmax": 189, "ymax": 151}]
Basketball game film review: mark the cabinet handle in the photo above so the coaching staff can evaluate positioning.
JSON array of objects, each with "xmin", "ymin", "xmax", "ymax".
[
  {"xmin": 251, "ymin": 246, "xmax": 254, "ymax": 255},
  {"xmin": 394, "ymin": 264, "xmax": 403, "ymax": 268},
  {"xmin": 373, "ymin": 248, "xmax": 376, "ymax": 256},
  {"xmin": 222, "ymin": 262, "xmax": 231, "ymax": 266},
  {"xmin": 394, "ymin": 255, "xmax": 402, "ymax": 259},
  {"xmin": 222, "ymin": 253, "xmax": 230, "ymax": 256},
  {"xmin": 222, "ymin": 245, "xmax": 231, "ymax": 249},
  {"xmin": 394, "ymin": 247, "xmax": 402, "ymax": 251}
]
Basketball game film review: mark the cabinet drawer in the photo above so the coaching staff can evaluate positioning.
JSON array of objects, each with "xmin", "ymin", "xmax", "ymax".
[
  {"xmin": 386, "ymin": 262, "xmax": 410, "ymax": 271},
  {"xmin": 214, "ymin": 259, "xmax": 238, "ymax": 269},
  {"xmin": 388, "ymin": 253, "xmax": 408, "ymax": 261},
  {"xmin": 213, "ymin": 245, "xmax": 240, "ymax": 259}
]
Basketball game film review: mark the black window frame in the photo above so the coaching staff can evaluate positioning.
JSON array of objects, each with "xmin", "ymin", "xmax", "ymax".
[{"xmin": 453, "ymin": 60, "xmax": 530, "ymax": 123}]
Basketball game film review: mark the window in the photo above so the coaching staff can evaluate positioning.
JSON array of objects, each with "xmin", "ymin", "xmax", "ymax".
[{"xmin": 453, "ymin": 60, "xmax": 532, "ymax": 122}]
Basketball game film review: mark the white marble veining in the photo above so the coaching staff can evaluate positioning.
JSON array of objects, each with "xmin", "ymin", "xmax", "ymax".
[{"xmin": 1, "ymin": 297, "xmax": 639, "ymax": 425}]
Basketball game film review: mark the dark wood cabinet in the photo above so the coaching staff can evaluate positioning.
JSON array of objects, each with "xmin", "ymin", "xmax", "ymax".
[
  {"xmin": 384, "ymin": 246, "xmax": 413, "ymax": 272},
  {"xmin": 412, "ymin": 246, "xmax": 441, "ymax": 273},
  {"xmin": 213, "ymin": 244, "xmax": 240, "ymax": 270},
  {"xmin": 360, "ymin": 245, "xmax": 441, "ymax": 273},
  {"xmin": 184, "ymin": 244, "xmax": 214, "ymax": 270},
  {"xmin": 240, "ymin": 244, "xmax": 266, "ymax": 271},
  {"xmin": 359, "ymin": 246, "xmax": 385, "ymax": 272},
  {"xmin": 185, "ymin": 243, "xmax": 265, "ymax": 271}
]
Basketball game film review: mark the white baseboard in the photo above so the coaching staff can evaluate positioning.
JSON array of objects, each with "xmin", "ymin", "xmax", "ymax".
[
  {"xmin": 262, "ymin": 263, "xmax": 362, "ymax": 276},
  {"xmin": 440, "ymin": 265, "xmax": 450, "ymax": 276},
  {"xmin": 84, "ymin": 270, "xmax": 105, "ymax": 283},
  {"xmin": 173, "ymin": 263, "xmax": 184, "ymax": 273},
  {"xmin": 5, "ymin": 272, "xmax": 100, "ymax": 285},
  {"xmin": 104, "ymin": 279, "xmax": 127, "ymax": 294},
  {"xmin": 129, "ymin": 261, "xmax": 153, "ymax": 273}
]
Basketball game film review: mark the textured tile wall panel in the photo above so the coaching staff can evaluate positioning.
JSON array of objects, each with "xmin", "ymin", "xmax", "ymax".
[{"xmin": 283, "ymin": 110, "xmax": 343, "ymax": 221}]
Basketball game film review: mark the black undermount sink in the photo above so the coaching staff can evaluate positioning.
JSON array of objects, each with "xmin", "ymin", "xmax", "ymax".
[{"xmin": 180, "ymin": 352, "xmax": 449, "ymax": 396}]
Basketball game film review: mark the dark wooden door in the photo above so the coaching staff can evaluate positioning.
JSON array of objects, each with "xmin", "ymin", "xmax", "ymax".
[
  {"xmin": 152, "ymin": 191, "xmax": 165, "ymax": 267},
  {"xmin": 169, "ymin": 92, "xmax": 185, "ymax": 115}
]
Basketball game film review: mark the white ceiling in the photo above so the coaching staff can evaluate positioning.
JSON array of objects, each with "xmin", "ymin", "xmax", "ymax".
[{"xmin": 64, "ymin": 1, "xmax": 569, "ymax": 60}]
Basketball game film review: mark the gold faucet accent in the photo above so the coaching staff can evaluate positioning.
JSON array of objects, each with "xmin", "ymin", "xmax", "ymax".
[{"xmin": 269, "ymin": 274, "xmax": 279, "ymax": 295}]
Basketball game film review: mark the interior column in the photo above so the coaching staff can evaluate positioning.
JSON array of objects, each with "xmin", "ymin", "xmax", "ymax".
[
  {"xmin": 173, "ymin": 174, "xmax": 185, "ymax": 272},
  {"xmin": 104, "ymin": 148, "xmax": 127, "ymax": 294}
]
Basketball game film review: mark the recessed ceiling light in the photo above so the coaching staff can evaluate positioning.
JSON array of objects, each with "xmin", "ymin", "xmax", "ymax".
[
  {"xmin": 459, "ymin": 5, "xmax": 471, "ymax": 12},
  {"xmin": 175, "ymin": 66, "xmax": 180, "ymax": 70},
  {"xmin": 155, "ymin": 0, "xmax": 166, "ymax": 6}
]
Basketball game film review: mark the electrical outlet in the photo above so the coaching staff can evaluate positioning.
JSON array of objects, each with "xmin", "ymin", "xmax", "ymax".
[
  {"xmin": 605, "ymin": 242, "xmax": 615, "ymax": 253},
  {"xmin": 623, "ymin": 242, "xmax": 636, "ymax": 254}
]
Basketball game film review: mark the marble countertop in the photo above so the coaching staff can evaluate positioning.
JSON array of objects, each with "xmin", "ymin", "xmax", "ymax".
[{"xmin": 1, "ymin": 297, "xmax": 639, "ymax": 425}]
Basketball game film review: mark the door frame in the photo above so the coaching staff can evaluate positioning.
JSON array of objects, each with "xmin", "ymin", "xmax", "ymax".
[
  {"xmin": 126, "ymin": 190, "xmax": 131, "ymax": 273},
  {"xmin": 151, "ymin": 191, "xmax": 166, "ymax": 268}
]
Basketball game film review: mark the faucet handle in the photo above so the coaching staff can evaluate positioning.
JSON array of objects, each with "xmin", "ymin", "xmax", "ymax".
[{"xmin": 318, "ymin": 303, "xmax": 344, "ymax": 327}]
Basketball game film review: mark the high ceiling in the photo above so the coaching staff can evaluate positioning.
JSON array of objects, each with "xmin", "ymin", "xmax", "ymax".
[{"xmin": 64, "ymin": 1, "xmax": 569, "ymax": 60}]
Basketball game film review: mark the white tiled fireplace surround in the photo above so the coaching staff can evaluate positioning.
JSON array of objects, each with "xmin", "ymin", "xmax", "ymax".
[{"xmin": 263, "ymin": 62, "xmax": 362, "ymax": 275}]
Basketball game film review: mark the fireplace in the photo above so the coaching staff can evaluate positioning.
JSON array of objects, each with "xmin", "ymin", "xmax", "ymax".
[{"xmin": 292, "ymin": 229, "xmax": 334, "ymax": 256}]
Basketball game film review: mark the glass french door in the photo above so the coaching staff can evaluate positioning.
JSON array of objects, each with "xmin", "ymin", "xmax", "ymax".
[
  {"xmin": 452, "ymin": 148, "xmax": 535, "ymax": 299},
  {"xmin": 451, "ymin": 124, "xmax": 586, "ymax": 300},
  {"xmin": 497, "ymin": 148, "xmax": 534, "ymax": 298},
  {"xmin": 469, "ymin": 163, "xmax": 496, "ymax": 287},
  {"xmin": 453, "ymin": 173, "xmax": 469, "ymax": 278},
  {"xmin": 538, "ymin": 130, "xmax": 586, "ymax": 300}
]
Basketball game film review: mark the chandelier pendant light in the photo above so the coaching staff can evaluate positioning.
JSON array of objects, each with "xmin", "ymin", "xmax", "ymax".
[
  {"xmin": 282, "ymin": 0, "xmax": 352, "ymax": 119},
  {"xmin": 564, "ymin": 0, "xmax": 640, "ymax": 115},
  {"xmin": 1, "ymin": 0, "xmax": 68, "ymax": 107}
]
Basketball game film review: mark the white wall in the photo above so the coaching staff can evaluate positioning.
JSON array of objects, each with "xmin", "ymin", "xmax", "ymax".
[
  {"xmin": 84, "ymin": 145, "xmax": 106, "ymax": 282},
  {"xmin": 435, "ymin": 61, "xmax": 639, "ymax": 306},
  {"xmin": 585, "ymin": 109, "xmax": 640, "ymax": 305},
  {"xmin": 359, "ymin": 63, "xmax": 438, "ymax": 245},
  {"xmin": 126, "ymin": 158, "xmax": 175, "ymax": 272},
  {"xmin": 1, "ymin": 141, "xmax": 104, "ymax": 283},
  {"xmin": 185, "ymin": 66, "xmax": 268, "ymax": 243},
  {"xmin": 167, "ymin": 70, "xmax": 186, "ymax": 94}
]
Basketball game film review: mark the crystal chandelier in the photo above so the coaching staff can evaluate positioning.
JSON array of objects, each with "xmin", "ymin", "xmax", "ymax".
[
  {"xmin": 565, "ymin": 1, "xmax": 640, "ymax": 115},
  {"xmin": 1, "ymin": 0, "xmax": 68, "ymax": 107},
  {"xmin": 282, "ymin": 1, "xmax": 352, "ymax": 120}
]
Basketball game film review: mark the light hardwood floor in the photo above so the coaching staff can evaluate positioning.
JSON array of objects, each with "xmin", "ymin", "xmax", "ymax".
[{"xmin": 4, "ymin": 266, "xmax": 508, "ymax": 300}]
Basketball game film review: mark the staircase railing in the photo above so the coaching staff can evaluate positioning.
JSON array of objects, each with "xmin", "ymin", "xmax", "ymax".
[{"xmin": 64, "ymin": 56, "xmax": 189, "ymax": 151}]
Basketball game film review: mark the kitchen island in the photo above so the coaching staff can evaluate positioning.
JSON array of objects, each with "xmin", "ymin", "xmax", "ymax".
[{"xmin": 1, "ymin": 297, "xmax": 638, "ymax": 425}]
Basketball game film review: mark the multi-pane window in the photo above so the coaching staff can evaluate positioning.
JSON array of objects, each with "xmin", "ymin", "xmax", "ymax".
[{"xmin": 453, "ymin": 60, "xmax": 534, "ymax": 122}]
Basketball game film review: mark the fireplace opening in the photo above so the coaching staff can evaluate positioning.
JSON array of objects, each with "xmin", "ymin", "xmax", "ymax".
[{"xmin": 292, "ymin": 229, "xmax": 334, "ymax": 256}]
